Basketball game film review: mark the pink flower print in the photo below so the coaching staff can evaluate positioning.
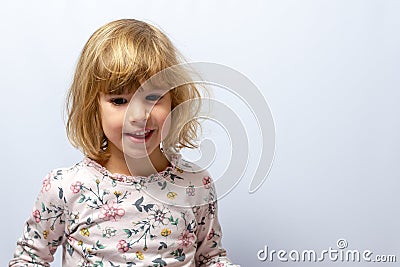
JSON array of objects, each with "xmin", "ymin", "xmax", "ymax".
[
  {"xmin": 117, "ymin": 240, "xmax": 130, "ymax": 253},
  {"xmin": 49, "ymin": 246, "xmax": 57, "ymax": 254},
  {"xmin": 32, "ymin": 209, "xmax": 41, "ymax": 223},
  {"xmin": 216, "ymin": 263, "xmax": 225, "ymax": 267},
  {"xmin": 41, "ymin": 174, "xmax": 51, "ymax": 192},
  {"xmin": 70, "ymin": 181, "xmax": 82, "ymax": 194},
  {"xmin": 186, "ymin": 185, "xmax": 195, "ymax": 197},
  {"xmin": 114, "ymin": 173, "xmax": 127, "ymax": 182},
  {"xmin": 207, "ymin": 228, "xmax": 215, "ymax": 240},
  {"xmin": 177, "ymin": 229, "xmax": 196, "ymax": 248},
  {"xmin": 202, "ymin": 176, "xmax": 212, "ymax": 189},
  {"xmin": 67, "ymin": 235, "xmax": 75, "ymax": 245},
  {"xmin": 99, "ymin": 202, "xmax": 125, "ymax": 221}
]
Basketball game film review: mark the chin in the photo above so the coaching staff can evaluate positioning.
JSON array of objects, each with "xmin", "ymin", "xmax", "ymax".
[{"xmin": 123, "ymin": 146, "xmax": 157, "ymax": 160}]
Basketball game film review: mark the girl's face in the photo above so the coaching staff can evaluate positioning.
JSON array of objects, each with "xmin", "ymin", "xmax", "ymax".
[{"xmin": 99, "ymin": 87, "xmax": 172, "ymax": 162}]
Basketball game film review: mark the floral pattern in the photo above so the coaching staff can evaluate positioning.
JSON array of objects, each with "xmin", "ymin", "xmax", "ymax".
[
  {"xmin": 41, "ymin": 173, "xmax": 51, "ymax": 192},
  {"xmin": 9, "ymin": 156, "xmax": 239, "ymax": 267},
  {"xmin": 178, "ymin": 230, "xmax": 196, "ymax": 248},
  {"xmin": 98, "ymin": 201, "xmax": 126, "ymax": 221}
]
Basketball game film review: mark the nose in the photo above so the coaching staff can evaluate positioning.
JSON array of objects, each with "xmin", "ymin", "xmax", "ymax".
[{"xmin": 127, "ymin": 99, "xmax": 149, "ymax": 123}]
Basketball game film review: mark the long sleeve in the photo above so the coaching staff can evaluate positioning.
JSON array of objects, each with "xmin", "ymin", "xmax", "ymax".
[
  {"xmin": 9, "ymin": 157, "xmax": 240, "ymax": 266},
  {"xmin": 194, "ymin": 186, "xmax": 240, "ymax": 266},
  {"xmin": 9, "ymin": 170, "xmax": 67, "ymax": 266}
]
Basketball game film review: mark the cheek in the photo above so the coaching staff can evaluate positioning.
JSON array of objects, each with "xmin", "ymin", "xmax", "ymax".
[
  {"xmin": 103, "ymin": 118, "xmax": 122, "ymax": 133},
  {"xmin": 154, "ymin": 106, "xmax": 172, "ymax": 140},
  {"xmin": 101, "ymin": 110, "xmax": 125, "ymax": 137}
]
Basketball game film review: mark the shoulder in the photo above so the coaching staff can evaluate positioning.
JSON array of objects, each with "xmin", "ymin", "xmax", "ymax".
[
  {"xmin": 178, "ymin": 158, "xmax": 211, "ymax": 180},
  {"xmin": 147, "ymin": 153, "xmax": 216, "ymax": 208},
  {"xmin": 167, "ymin": 153, "xmax": 214, "ymax": 189},
  {"xmin": 40, "ymin": 158, "xmax": 91, "ymax": 193}
]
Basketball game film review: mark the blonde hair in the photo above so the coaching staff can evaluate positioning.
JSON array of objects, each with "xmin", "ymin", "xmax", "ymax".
[{"xmin": 66, "ymin": 19, "xmax": 201, "ymax": 162}]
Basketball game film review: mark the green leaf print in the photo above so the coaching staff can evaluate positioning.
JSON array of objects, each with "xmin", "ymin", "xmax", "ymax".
[
  {"xmin": 33, "ymin": 230, "xmax": 41, "ymax": 239},
  {"xmin": 78, "ymin": 194, "xmax": 86, "ymax": 203},
  {"xmin": 144, "ymin": 204, "xmax": 154, "ymax": 212},
  {"xmin": 168, "ymin": 216, "xmax": 179, "ymax": 226},
  {"xmin": 134, "ymin": 196, "xmax": 144, "ymax": 212},
  {"xmin": 66, "ymin": 242, "xmax": 74, "ymax": 256},
  {"xmin": 158, "ymin": 181, "xmax": 167, "ymax": 190},
  {"xmin": 124, "ymin": 229, "xmax": 132, "ymax": 238},
  {"xmin": 96, "ymin": 240, "xmax": 105, "ymax": 249},
  {"xmin": 152, "ymin": 258, "xmax": 167, "ymax": 267},
  {"xmin": 171, "ymin": 248, "xmax": 186, "ymax": 262},
  {"xmin": 58, "ymin": 187, "xmax": 63, "ymax": 199},
  {"xmin": 135, "ymin": 196, "xmax": 144, "ymax": 206},
  {"xmin": 158, "ymin": 242, "xmax": 167, "ymax": 250}
]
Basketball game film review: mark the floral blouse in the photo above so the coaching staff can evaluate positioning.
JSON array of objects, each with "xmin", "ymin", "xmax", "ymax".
[{"xmin": 10, "ymin": 155, "xmax": 239, "ymax": 267}]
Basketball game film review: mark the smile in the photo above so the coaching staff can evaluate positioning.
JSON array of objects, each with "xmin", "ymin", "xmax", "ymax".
[{"xmin": 124, "ymin": 129, "xmax": 155, "ymax": 143}]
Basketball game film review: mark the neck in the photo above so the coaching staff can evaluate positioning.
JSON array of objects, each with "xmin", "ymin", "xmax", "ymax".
[
  {"xmin": 102, "ymin": 146, "xmax": 170, "ymax": 177},
  {"xmin": 126, "ymin": 148, "xmax": 170, "ymax": 177}
]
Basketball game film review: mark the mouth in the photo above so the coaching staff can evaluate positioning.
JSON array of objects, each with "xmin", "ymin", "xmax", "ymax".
[{"xmin": 124, "ymin": 129, "xmax": 155, "ymax": 143}]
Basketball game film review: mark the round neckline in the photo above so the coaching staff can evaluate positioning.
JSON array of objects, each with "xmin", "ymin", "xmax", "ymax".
[{"xmin": 83, "ymin": 153, "xmax": 181, "ymax": 183}]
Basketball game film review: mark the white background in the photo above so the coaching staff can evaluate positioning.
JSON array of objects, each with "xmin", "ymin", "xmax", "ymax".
[{"xmin": 1, "ymin": 1, "xmax": 399, "ymax": 266}]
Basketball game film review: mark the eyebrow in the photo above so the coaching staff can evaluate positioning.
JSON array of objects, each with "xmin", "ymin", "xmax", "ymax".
[
  {"xmin": 145, "ymin": 86, "xmax": 170, "ymax": 93},
  {"xmin": 103, "ymin": 92, "xmax": 132, "ymax": 97}
]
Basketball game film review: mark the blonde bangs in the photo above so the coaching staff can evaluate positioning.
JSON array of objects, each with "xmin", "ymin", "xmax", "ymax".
[{"xmin": 91, "ymin": 22, "xmax": 180, "ymax": 95}]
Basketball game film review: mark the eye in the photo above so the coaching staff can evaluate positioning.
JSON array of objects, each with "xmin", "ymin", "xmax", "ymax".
[
  {"xmin": 145, "ymin": 94, "xmax": 162, "ymax": 101},
  {"xmin": 110, "ymin": 98, "xmax": 128, "ymax": 105}
]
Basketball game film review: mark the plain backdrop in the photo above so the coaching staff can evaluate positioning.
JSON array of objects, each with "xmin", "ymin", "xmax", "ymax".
[{"xmin": 1, "ymin": 1, "xmax": 399, "ymax": 266}]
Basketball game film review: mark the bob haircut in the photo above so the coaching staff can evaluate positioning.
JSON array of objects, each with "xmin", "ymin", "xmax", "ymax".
[{"xmin": 66, "ymin": 19, "xmax": 202, "ymax": 163}]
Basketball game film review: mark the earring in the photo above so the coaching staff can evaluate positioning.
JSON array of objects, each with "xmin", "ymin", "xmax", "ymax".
[{"xmin": 101, "ymin": 137, "xmax": 108, "ymax": 151}]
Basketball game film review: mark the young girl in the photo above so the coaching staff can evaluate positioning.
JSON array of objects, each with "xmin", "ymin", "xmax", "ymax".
[{"xmin": 9, "ymin": 19, "xmax": 239, "ymax": 267}]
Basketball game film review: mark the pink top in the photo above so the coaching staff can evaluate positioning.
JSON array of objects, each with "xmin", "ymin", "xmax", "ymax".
[{"xmin": 10, "ymin": 155, "xmax": 239, "ymax": 266}]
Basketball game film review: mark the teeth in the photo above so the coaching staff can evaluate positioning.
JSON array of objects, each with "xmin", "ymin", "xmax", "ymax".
[{"xmin": 132, "ymin": 130, "xmax": 151, "ymax": 136}]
